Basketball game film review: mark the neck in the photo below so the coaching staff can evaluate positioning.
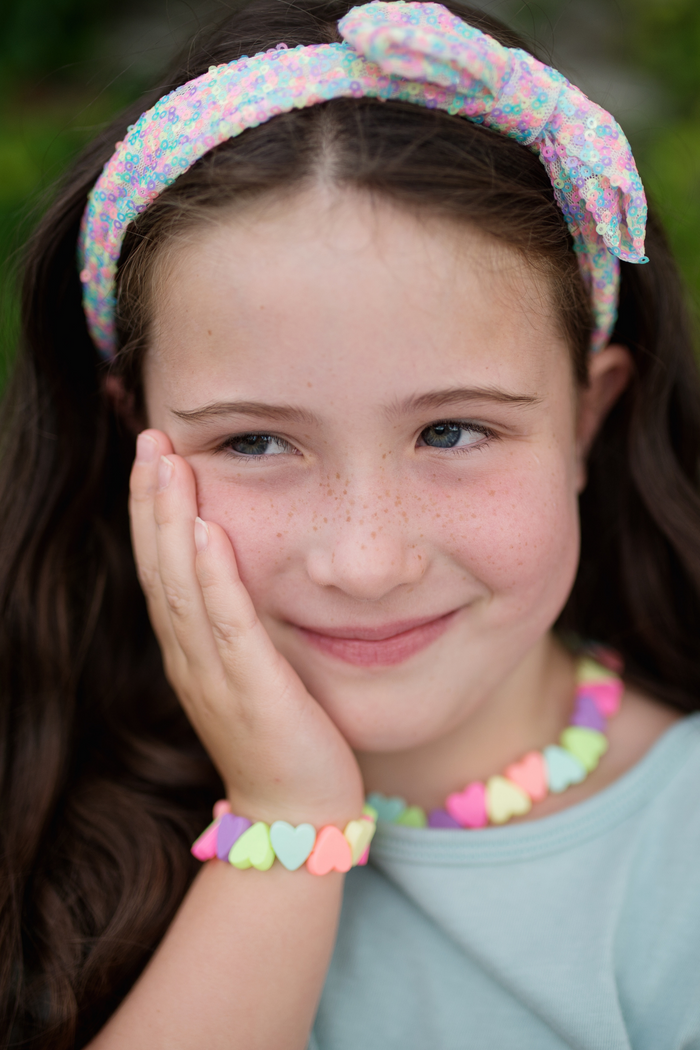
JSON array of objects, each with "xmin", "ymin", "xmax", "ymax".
[{"xmin": 355, "ymin": 633, "xmax": 576, "ymax": 811}]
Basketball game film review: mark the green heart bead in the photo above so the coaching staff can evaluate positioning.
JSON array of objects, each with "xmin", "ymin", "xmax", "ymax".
[
  {"xmin": 394, "ymin": 805, "xmax": 427, "ymax": 828},
  {"xmin": 560, "ymin": 726, "xmax": 608, "ymax": 772},
  {"xmin": 229, "ymin": 821, "xmax": 275, "ymax": 871}
]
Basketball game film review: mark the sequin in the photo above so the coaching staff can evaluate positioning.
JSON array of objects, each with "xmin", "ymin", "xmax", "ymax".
[{"xmin": 78, "ymin": 1, "xmax": 648, "ymax": 358}]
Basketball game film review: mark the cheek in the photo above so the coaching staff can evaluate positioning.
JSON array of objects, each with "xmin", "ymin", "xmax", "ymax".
[
  {"xmin": 192, "ymin": 469, "xmax": 307, "ymax": 600},
  {"xmin": 423, "ymin": 452, "xmax": 580, "ymax": 610}
]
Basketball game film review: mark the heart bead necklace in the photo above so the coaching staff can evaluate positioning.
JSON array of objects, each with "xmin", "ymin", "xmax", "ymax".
[{"xmin": 366, "ymin": 651, "xmax": 624, "ymax": 830}]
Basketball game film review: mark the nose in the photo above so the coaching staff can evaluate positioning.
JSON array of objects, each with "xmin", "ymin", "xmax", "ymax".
[{"xmin": 305, "ymin": 491, "xmax": 427, "ymax": 602}]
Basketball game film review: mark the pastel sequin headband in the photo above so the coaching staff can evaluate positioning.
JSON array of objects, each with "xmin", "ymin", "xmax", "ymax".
[{"xmin": 78, "ymin": 0, "xmax": 648, "ymax": 358}]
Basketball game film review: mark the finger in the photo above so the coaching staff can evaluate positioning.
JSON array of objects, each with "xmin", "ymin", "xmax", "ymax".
[
  {"xmin": 152, "ymin": 452, "xmax": 222, "ymax": 679},
  {"xmin": 194, "ymin": 518, "xmax": 294, "ymax": 714},
  {"xmin": 129, "ymin": 429, "xmax": 181, "ymax": 657}
]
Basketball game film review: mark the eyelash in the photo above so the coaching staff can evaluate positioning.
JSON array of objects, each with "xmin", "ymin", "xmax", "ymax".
[{"xmin": 215, "ymin": 421, "xmax": 495, "ymax": 461}]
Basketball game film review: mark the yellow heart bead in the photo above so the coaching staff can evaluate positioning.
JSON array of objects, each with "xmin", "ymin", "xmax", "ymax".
[
  {"xmin": 228, "ymin": 822, "xmax": 275, "ymax": 871},
  {"xmin": 576, "ymin": 657, "xmax": 618, "ymax": 685},
  {"xmin": 486, "ymin": 776, "xmax": 532, "ymax": 824},
  {"xmin": 344, "ymin": 818, "xmax": 376, "ymax": 864}
]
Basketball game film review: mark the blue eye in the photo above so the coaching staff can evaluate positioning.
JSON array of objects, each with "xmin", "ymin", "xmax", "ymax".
[
  {"xmin": 225, "ymin": 434, "xmax": 293, "ymax": 456},
  {"xmin": 419, "ymin": 422, "xmax": 486, "ymax": 449}
]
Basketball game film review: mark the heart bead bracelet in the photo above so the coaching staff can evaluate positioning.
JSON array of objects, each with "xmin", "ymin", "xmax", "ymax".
[
  {"xmin": 191, "ymin": 801, "xmax": 378, "ymax": 875},
  {"xmin": 367, "ymin": 651, "xmax": 624, "ymax": 830},
  {"xmin": 191, "ymin": 651, "xmax": 623, "ymax": 869}
]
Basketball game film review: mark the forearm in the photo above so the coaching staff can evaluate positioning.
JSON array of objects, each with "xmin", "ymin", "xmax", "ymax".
[{"xmin": 89, "ymin": 859, "xmax": 343, "ymax": 1050}]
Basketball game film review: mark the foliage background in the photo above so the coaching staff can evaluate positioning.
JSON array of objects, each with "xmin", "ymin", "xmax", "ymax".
[{"xmin": 1, "ymin": 0, "xmax": 699, "ymax": 383}]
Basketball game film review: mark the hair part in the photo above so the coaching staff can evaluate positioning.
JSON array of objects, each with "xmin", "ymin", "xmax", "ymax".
[{"xmin": 0, "ymin": 1, "xmax": 699, "ymax": 1045}]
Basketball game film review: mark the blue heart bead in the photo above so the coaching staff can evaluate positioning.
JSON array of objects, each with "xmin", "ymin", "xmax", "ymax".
[
  {"xmin": 366, "ymin": 792, "xmax": 407, "ymax": 823},
  {"xmin": 543, "ymin": 745, "xmax": 587, "ymax": 793},
  {"xmin": 269, "ymin": 821, "xmax": 317, "ymax": 871}
]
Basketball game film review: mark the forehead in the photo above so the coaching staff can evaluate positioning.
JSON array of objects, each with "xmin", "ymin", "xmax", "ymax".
[{"xmin": 146, "ymin": 189, "xmax": 569, "ymax": 405}]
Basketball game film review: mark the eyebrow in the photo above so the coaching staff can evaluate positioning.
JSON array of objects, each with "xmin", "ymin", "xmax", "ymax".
[
  {"xmin": 171, "ymin": 401, "xmax": 318, "ymax": 426},
  {"xmin": 170, "ymin": 387, "xmax": 540, "ymax": 427}
]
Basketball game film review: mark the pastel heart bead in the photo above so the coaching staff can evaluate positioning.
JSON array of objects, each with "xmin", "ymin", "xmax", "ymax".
[
  {"xmin": 543, "ymin": 744, "xmax": 587, "ymax": 793},
  {"xmin": 560, "ymin": 726, "xmax": 608, "ymax": 772},
  {"xmin": 191, "ymin": 817, "xmax": 221, "ymax": 861},
  {"xmin": 356, "ymin": 846, "xmax": 370, "ymax": 866},
  {"xmin": 486, "ymin": 775, "xmax": 532, "ymax": 824},
  {"xmin": 394, "ymin": 805, "xmax": 427, "ymax": 828},
  {"xmin": 576, "ymin": 656, "xmax": 618, "ymax": 685},
  {"xmin": 216, "ymin": 813, "xmax": 252, "ymax": 860},
  {"xmin": 586, "ymin": 645, "xmax": 624, "ymax": 675},
  {"xmin": 445, "ymin": 782, "xmax": 487, "ymax": 829},
  {"xmin": 365, "ymin": 792, "xmax": 406, "ymax": 823},
  {"xmin": 213, "ymin": 799, "xmax": 232, "ymax": 819},
  {"xmin": 269, "ymin": 821, "xmax": 316, "ymax": 871},
  {"xmin": 228, "ymin": 822, "xmax": 275, "ymax": 871},
  {"xmin": 571, "ymin": 692, "xmax": 606, "ymax": 732},
  {"xmin": 343, "ymin": 818, "xmax": 376, "ymax": 864},
  {"xmin": 428, "ymin": 808, "xmax": 461, "ymax": 829},
  {"xmin": 504, "ymin": 750, "xmax": 547, "ymax": 802},
  {"xmin": 581, "ymin": 681, "xmax": 623, "ymax": 717},
  {"xmin": 306, "ymin": 825, "xmax": 353, "ymax": 875}
]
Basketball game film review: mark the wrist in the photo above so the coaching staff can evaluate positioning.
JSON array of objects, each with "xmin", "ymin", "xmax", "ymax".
[{"xmin": 192, "ymin": 798, "xmax": 376, "ymax": 875}]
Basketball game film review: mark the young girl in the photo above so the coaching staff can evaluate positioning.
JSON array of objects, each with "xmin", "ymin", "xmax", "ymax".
[{"xmin": 2, "ymin": 0, "xmax": 700, "ymax": 1046}]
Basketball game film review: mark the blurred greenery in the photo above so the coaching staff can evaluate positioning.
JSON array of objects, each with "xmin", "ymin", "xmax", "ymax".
[{"xmin": 1, "ymin": 0, "xmax": 700, "ymax": 383}]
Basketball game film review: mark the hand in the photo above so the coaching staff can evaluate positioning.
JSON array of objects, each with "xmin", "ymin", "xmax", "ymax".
[{"xmin": 129, "ymin": 429, "xmax": 364, "ymax": 827}]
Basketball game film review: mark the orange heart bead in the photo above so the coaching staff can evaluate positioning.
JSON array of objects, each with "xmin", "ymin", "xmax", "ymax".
[
  {"xmin": 306, "ymin": 825, "xmax": 353, "ymax": 875},
  {"xmin": 504, "ymin": 750, "xmax": 547, "ymax": 802}
]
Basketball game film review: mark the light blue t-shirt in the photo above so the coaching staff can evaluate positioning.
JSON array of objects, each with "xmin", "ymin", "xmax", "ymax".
[{"xmin": 311, "ymin": 715, "xmax": 700, "ymax": 1050}]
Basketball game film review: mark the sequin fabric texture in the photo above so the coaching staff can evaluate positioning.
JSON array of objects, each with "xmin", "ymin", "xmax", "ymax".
[{"xmin": 78, "ymin": 0, "xmax": 648, "ymax": 358}]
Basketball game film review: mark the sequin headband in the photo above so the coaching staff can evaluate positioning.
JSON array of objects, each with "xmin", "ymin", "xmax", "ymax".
[{"xmin": 78, "ymin": 0, "xmax": 648, "ymax": 358}]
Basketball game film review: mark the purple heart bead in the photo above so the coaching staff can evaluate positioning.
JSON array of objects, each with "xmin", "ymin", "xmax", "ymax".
[
  {"xmin": 571, "ymin": 691, "xmax": 606, "ymax": 732},
  {"xmin": 216, "ymin": 813, "xmax": 252, "ymax": 859},
  {"xmin": 428, "ymin": 808, "xmax": 461, "ymax": 829}
]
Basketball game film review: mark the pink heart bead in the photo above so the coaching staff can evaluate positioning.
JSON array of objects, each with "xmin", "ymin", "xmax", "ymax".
[
  {"xmin": 213, "ymin": 799, "xmax": 232, "ymax": 819},
  {"xmin": 582, "ymin": 680, "xmax": 623, "ymax": 717},
  {"xmin": 445, "ymin": 782, "xmax": 487, "ymax": 828},
  {"xmin": 191, "ymin": 817, "xmax": 221, "ymax": 861},
  {"xmin": 504, "ymin": 751, "xmax": 548, "ymax": 802}
]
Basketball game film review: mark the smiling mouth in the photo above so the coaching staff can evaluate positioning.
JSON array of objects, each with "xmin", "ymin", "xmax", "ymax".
[{"xmin": 293, "ymin": 610, "xmax": 460, "ymax": 667}]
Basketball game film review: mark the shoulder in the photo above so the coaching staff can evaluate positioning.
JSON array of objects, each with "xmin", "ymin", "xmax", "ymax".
[{"xmin": 610, "ymin": 706, "xmax": 700, "ymax": 1044}]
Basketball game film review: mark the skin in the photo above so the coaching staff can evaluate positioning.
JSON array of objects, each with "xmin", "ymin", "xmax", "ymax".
[{"xmin": 91, "ymin": 189, "xmax": 678, "ymax": 1049}]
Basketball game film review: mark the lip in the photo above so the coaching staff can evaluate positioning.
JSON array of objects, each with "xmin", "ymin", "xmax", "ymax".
[{"xmin": 293, "ymin": 609, "xmax": 460, "ymax": 667}]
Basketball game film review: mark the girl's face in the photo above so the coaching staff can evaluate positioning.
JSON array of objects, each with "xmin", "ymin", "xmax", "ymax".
[{"xmin": 144, "ymin": 190, "xmax": 586, "ymax": 753}]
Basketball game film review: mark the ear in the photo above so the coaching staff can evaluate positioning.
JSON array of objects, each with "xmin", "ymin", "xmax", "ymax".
[
  {"xmin": 102, "ymin": 372, "xmax": 141, "ymax": 435},
  {"xmin": 575, "ymin": 343, "xmax": 633, "ymax": 492}
]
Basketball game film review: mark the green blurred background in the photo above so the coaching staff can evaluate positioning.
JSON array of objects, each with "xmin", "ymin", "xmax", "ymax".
[{"xmin": 2, "ymin": 0, "xmax": 699, "ymax": 384}]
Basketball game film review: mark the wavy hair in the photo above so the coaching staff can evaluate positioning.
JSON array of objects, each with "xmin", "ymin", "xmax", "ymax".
[{"xmin": 1, "ymin": 0, "xmax": 699, "ymax": 1045}]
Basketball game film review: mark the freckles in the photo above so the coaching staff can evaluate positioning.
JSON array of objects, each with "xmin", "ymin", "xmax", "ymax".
[{"xmin": 427, "ymin": 470, "xmax": 576, "ymax": 589}]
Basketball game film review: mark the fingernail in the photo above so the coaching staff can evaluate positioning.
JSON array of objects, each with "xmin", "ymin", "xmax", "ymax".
[
  {"xmin": 194, "ymin": 517, "xmax": 209, "ymax": 553},
  {"xmin": 157, "ymin": 456, "xmax": 173, "ymax": 490},
  {"xmin": 136, "ymin": 432, "xmax": 157, "ymax": 463}
]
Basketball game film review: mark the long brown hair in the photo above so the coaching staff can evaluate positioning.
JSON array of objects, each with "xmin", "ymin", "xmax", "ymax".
[{"xmin": 1, "ymin": 1, "xmax": 699, "ymax": 1045}]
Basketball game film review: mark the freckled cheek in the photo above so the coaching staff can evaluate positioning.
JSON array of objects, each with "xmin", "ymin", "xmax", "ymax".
[
  {"xmin": 193, "ymin": 474, "xmax": 313, "ymax": 592},
  {"xmin": 428, "ymin": 470, "xmax": 580, "ymax": 594}
]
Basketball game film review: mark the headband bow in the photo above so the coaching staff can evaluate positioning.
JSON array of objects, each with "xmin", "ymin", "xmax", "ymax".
[{"xmin": 79, "ymin": 1, "xmax": 647, "ymax": 357}]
